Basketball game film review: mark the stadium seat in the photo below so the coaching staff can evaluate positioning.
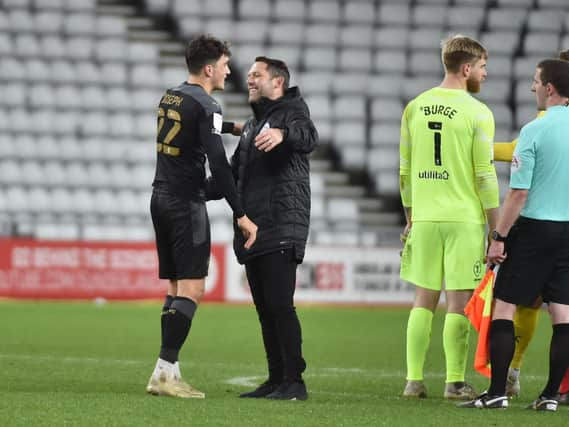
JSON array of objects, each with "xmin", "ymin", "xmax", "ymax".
[
  {"xmin": 303, "ymin": 47, "xmax": 337, "ymax": 71},
  {"xmin": 538, "ymin": 0, "xmax": 569, "ymax": 8},
  {"xmin": 333, "ymin": 121, "xmax": 366, "ymax": 145},
  {"xmin": 308, "ymin": 0, "xmax": 341, "ymax": 22},
  {"xmin": 514, "ymin": 79, "xmax": 535, "ymax": 104},
  {"xmin": 374, "ymin": 27, "xmax": 408, "ymax": 50},
  {"xmin": 4, "ymin": 186, "xmax": 29, "ymax": 213},
  {"xmin": 8, "ymin": 9, "xmax": 34, "ymax": 32},
  {"xmin": 371, "ymin": 99, "xmax": 404, "ymax": 124},
  {"xmin": 340, "ymin": 26, "xmax": 374, "ymax": 48},
  {"xmin": 338, "ymin": 48, "xmax": 372, "ymax": 72},
  {"xmin": 304, "ymin": 24, "xmax": 339, "ymax": 47},
  {"xmin": 486, "ymin": 8, "xmax": 527, "ymax": 31},
  {"xmin": 515, "ymin": 103, "xmax": 540, "ymax": 128},
  {"xmin": 370, "ymin": 123, "xmax": 401, "ymax": 147},
  {"xmin": 274, "ymin": 0, "xmax": 306, "ymax": 20},
  {"xmin": 478, "ymin": 79, "xmax": 511, "ymax": 103},
  {"xmin": 64, "ymin": 13, "xmax": 96, "ymax": 35},
  {"xmin": 523, "ymin": 32, "xmax": 559, "ymax": 56},
  {"xmin": 343, "ymin": 2, "xmax": 376, "ymax": 24},
  {"xmin": 299, "ymin": 71, "xmax": 334, "ymax": 94},
  {"xmin": 368, "ymin": 75, "xmax": 403, "ymax": 98},
  {"xmin": 378, "ymin": 4, "xmax": 411, "ymax": 26},
  {"xmin": 512, "ymin": 55, "xmax": 543, "ymax": 80},
  {"xmin": 202, "ymin": 0, "xmax": 232, "ymax": 18},
  {"xmin": 333, "ymin": 96, "xmax": 365, "ymax": 120},
  {"xmin": 367, "ymin": 147, "xmax": 399, "ymax": 172},
  {"xmin": 480, "ymin": 31, "xmax": 520, "ymax": 55},
  {"xmin": 239, "ymin": 0, "xmax": 272, "ymax": 19},
  {"xmin": 303, "ymin": 95, "xmax": 331, "ymax": 120},
  {"xmin": 65, "ymin": 0, "xmax": 96, "ymax": 11},
  {"xmin": 527, "ymin": 10, "xmax": 564, "ymax": 33},
  {"xmin": 269, "ymin": 22, "xmax": 305, "ymax": 45},
  {"xmin": 408, "ymin": 29, "xmax": 447, "ymax": 51},
  {"xmin": 408, "ymin": 51, "xmax": 443, "ymax": 77},
  {"xmin": 412, "ymin": 5, "xmax": 447, "ymax": 28},
  {"xmin": 331, "ymin": 73, "xmax": 370, "ymax": 95},
  {"xmin": 172, "ymin": 0, "xmax": 201, "ymax": 16},
  {"xmin": 446, "ymin": 6, "xmax": 485, "ymax": 31},
  {"xmin": 43, "ymin": 161, "xmax": 67, "ymax": 186},
  {"xmin": 34, "ymin": 11, "xmax": 64, "ymax": 34}
]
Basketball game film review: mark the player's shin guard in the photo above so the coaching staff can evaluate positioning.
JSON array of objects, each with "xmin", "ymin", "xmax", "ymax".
[
  {"xmin": 406, "ymin": 307, "xmax": 433, "ymax": 381},
  {"xmin": 160, "ymin": 297, "xmax": 197, "ymax": 363},
  {"xmin": 443, "ymin": 313, "xmax": 470, "ymax": 382},
  {"xmin": 511, "ymin": 305, "xmax": 540, "ymax": 370}
]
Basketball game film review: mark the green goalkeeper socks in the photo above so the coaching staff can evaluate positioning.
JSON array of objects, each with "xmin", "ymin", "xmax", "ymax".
[
  {"xmin": 406, "ymin": 307, "xmax": 433, "ymax": 381},
  {"xmin": 443, "ymin": 313, "xmax": 470, "ymax": 383}
]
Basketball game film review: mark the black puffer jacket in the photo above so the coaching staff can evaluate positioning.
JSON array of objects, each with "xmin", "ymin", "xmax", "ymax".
[{"xmin": 231, "ymin": 87, "xmax": 318, "ymax": 264}]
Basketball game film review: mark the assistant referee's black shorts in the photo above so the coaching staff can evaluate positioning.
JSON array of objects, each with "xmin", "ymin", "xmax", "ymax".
[
  {"xmin": 150, "ymin": 189, "xmax": 211, "ymax": 280},
  {"xmin": 494, "ymin": 216, "xmax": 569, "ymax": 306}
]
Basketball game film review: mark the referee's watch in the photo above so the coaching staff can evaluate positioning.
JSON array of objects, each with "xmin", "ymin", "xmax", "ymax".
[{"xmin": 491, "ymin": 230, "xmax": 508, "ymax": 242}]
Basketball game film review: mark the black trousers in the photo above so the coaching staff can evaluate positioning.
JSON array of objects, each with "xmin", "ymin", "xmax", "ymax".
[{"xmin": 245, "ymin": 248, "xmax": 306, "ymax": 383}]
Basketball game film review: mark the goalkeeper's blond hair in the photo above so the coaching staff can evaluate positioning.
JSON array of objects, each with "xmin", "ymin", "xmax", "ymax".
[{"xmin": 441, "ymin": 34, "xmax": 488, "ymax": 73}]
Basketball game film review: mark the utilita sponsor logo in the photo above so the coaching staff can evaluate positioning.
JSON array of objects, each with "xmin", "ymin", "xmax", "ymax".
[{"xmin": 418, "ymin": 170, "xmax": 450, "ymax": 180}]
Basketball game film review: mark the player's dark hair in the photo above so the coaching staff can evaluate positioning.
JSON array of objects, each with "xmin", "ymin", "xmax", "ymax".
[
  {"xmin": 185, "ymin": 34, "xmax": 231, "ymax": 75},
  {"xmin": 538, "ymin": 59, "xmax": 569, "ymax": 98},
  {"xmin": 254, "ymin": 56, "xmax": 290, "ymax": 90}
]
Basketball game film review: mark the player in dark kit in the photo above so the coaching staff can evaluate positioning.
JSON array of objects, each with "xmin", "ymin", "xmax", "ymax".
[{"xmin": 146, "ymin": 35, "xmax": 257, "ymax": 399}]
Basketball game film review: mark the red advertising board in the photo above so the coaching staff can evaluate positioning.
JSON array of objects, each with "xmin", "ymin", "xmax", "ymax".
[{"xmin": 0, "ymin": 238, "xmax": 225, "ymax": 301}]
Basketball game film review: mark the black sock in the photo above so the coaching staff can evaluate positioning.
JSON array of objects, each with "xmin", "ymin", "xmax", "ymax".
[
  {"xmin": 159, "ymin": 297, "xmax": 197, "ymax": 363},
  {"xmin": 160, "ymin": 295, "xmax": 175, "ymax": 348},
  {"xmin": 488, "ymin": 319, "xmax": 515, "ymax": 396},
  {"xmin": 541, "ymin": 323, "xmax": 569, "ymax": 398}
]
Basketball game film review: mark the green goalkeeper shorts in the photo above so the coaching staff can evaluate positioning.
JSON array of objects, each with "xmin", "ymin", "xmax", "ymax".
[{"xmin": 400, "ymin": 221, "xmax": 485, "ymax": 291}]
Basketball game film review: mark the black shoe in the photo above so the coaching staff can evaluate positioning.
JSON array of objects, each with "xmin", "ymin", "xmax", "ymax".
[
  {"xmin": 457, "ymin": 391, "xmax": 508, "ymax": 409},
  {"xmin": 266, "ymin": 381, "xmax": 308, "ymax": 401},
  {"xmin": 239, "ymin": 381, "xmax": 279, "ymax": 398},
  {"xmin": 526, "ymin": 395, "xmax": 558, "ymax": 412}
]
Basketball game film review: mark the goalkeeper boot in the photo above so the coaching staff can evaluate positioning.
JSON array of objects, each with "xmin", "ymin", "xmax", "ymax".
[
  {"xmin": 505, "ymin": 369, "xmax": 520, "ymax": 397},
  {"xmin": 402, "ymin": 380, "xmax": 427, "ymax": 398},
  {"xmin": 457, "ymin": 391, "xmax": 508, "ymax": 409},
  {"xmin": 526, "ymin": 395, "xmax": 558, "ymax": 412},
  {"xmin": 146, "ymin": 375, "xmax": 160, "ymax": 395},
  {"xmin": 155, "ymin": 370, "xmax": 205, "ymax": 399},
  {"xmin": 444, "ymin": 381, "xmax": 477, "ymax": 400}
]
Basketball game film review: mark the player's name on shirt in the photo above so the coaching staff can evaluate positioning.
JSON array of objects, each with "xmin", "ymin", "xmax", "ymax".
[
  {"xmin": 419, "ymin": 104, "xmax": 458, "ymax": 119},
  {"xmin": 418, "ymin": 170, "xmax": 450, "ymax": 180},
  {"xmin": 161, "ymin": 93, "xmax": 183, "ymax": 107}
]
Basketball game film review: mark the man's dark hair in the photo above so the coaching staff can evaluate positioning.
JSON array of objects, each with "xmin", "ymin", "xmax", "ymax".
[
  {"xmin": 255, "ymin": 56, "xmax": 290, "ymax": 90},
  {"xmin": 185, "ymin": 34, "xmax": 231, "ymax": 75},
  {"xmin": 538, "ymin": 59, "xmax": 569, "ymax": 98}
]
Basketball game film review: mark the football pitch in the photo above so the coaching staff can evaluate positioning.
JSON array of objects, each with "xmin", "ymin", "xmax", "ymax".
[{"xmin": 0, "ymin": 300, "xmax": 566, "ymax": 426}]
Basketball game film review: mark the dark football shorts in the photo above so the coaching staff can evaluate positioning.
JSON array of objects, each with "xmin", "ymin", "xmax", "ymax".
[
  {"xmin": 494, "ymin": 216, "xmax": 569, "ymax": 305},
  {"xmin": 150, "ymin": 189, "xmax": 211, "ymax": 280}
]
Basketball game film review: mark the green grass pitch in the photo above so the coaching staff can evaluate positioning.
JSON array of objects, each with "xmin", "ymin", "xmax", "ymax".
[{"xmin": 0, "ymin": 300, "xmax": 566, "ymax": 426}]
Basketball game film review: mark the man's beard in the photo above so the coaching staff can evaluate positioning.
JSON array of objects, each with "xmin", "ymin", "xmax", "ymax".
[{"xmin": 466, "ymin": 76, "xmax": 481, "ymax": 93}]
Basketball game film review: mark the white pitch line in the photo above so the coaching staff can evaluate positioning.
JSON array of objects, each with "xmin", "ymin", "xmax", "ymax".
[{"xmin": 0, "ymin": 353, "xmax": 549, "ymax": 383}]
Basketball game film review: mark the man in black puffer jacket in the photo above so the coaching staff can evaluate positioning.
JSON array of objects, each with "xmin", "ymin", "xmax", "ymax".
[{"xmin": 211, "ymin": 56, "xmax": 318, "ymax": 400}]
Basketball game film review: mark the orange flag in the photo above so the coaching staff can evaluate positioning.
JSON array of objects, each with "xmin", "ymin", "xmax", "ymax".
[{"xmin": 464, "ymin": 268, "xmax": 495, "ymax": 378}]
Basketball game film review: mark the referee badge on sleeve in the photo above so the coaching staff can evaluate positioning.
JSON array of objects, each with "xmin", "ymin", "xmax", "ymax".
[
  {"xmin": 212, "ymin": 112, "xmax": 223, "ymax": 135},
  {"xmin": 511, "ymin": 154, "xmax": 521, "ymax": 172}
]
